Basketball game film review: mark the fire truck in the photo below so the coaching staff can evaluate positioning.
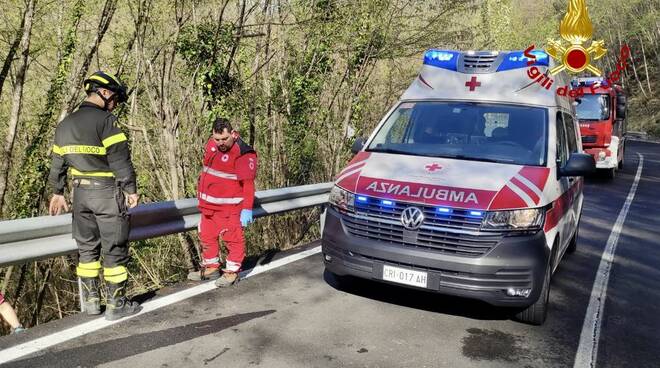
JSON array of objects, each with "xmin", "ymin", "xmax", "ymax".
[{"xmin": 572, "ymin": 77, "xmax": 627, "ymax": 179}]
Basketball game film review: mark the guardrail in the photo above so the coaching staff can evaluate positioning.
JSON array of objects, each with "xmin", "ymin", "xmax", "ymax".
[{"xmin": 0, "ymin": 182, "xmax": 333, "ymax": 268}]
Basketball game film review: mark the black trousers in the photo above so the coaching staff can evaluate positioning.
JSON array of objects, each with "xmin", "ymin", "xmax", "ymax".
[{"xmin": 72, "ymin": 179, "xmax": 130, "ymax": 267}]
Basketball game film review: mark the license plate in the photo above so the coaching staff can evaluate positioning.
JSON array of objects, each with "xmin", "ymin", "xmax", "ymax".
[{"xmin": 382, "ymin": 265, "xmax": 428, "ymax": 288}]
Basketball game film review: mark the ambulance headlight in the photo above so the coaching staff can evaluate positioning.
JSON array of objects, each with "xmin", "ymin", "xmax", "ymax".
[
  {"xmin": 329, "ymin": 186, "xmax": 355, "ymax": 212},
  {"xmin": 482, "ymin": 209, "xmax": 544, "ymax": 231}
]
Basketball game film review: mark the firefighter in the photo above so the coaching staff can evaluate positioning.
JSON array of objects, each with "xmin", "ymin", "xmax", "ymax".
[
  {"xmin": 189, "ymin": 117, "xmax": 258, "ymax": 287},
  {"xmin": 48, "ymin": 71, "xmax": 142, "ymax": 321}
]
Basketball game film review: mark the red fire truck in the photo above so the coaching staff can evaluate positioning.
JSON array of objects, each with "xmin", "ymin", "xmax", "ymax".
[{"xmin": 572, "ymin": 77, "xmax": 627, "ymax": 179}]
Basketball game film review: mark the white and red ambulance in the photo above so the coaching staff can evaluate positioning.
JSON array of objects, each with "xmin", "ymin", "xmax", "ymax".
[{"xmin": 321, "ymin": 49, "xmax": 595, "ymax": 325}]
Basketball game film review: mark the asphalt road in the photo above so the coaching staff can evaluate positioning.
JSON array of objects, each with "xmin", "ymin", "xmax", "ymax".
[{"xmin": 1, "ymin": 140, "xmax": 658, "ymax": 368}]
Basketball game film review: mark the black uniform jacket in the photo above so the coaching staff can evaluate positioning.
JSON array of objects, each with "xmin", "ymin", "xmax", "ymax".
[{"xmin": 48, "ymin": 102, "xmax": 137, "ymax": 195}]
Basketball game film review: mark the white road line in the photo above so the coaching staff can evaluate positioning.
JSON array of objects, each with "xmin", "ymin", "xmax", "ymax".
[
  {"xmin": 0, "ymin": 245, "xmax": 322, "ymax": 364},
  {"xmin": 573, "ymin": 153, "xmax": 644, "ymax": 368}
]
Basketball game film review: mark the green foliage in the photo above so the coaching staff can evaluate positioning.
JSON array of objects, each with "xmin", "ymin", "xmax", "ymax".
[
  {"xmin": 10, "ymin": 0, "xmax": 85, "ymax": 219},
  {"xmin": 177, "ymin": 21, "xmax": 239, "ymax": 112}
]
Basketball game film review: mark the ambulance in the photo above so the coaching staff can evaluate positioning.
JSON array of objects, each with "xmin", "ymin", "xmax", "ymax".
[{"xmin": 321, "ymin": 49, "xmax": 595, "ymax": 325}]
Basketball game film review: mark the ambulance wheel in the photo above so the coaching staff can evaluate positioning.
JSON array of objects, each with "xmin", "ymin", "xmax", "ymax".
[{"xmin": 514, "ymin": 252, "xmax": 552, "ymax": 325}]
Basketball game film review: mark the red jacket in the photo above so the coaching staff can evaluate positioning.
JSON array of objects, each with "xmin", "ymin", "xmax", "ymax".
[{"xmin": 197, "ymin": 137, "xmax": 258, "ymax": 215}]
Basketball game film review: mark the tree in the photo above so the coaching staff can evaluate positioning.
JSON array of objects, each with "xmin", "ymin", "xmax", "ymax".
[{"xmin": 0, "ymin": 0, "xmax": 36, "ymax": 215}]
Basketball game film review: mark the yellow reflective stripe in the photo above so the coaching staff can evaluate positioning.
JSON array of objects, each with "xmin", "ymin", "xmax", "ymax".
[
  {"xmin": 103, "ymin": 266, "xmax": 128, "ymax": 283},
  {"xmin": 77, "ymin": 261, "xmax": 101, "ymax": 278},
  {"xmin": 71, "ymin": 168, "xmax": 115, "ymax": 177},
  {"xmin": 105, "ymin": 72, "xmax": 121, "ymax": 85},
  {"xmin": 57, "ymin": 145, "xmax": 106, "ymax": 155},
  {"xmin": 89, "ymin": 75, "xmax": 110, "ymax": 84},
  {"xmin": 52, "ymin": 145, "xmax": 63, "ymax": 155},
  {"xmin": 102, "ymin": 133, "xmax": 127, "ymax": 148}
]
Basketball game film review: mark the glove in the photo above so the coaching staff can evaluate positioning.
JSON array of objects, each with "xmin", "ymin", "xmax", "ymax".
[{"xmin": 240, "ymin": 209, "xmax": 253, "ymax": 227}]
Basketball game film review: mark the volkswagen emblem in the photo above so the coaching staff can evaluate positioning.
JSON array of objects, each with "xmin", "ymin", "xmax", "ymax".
[{"xmin": 401, "ymin": 207, "xmax": 424, "ymax": 230}]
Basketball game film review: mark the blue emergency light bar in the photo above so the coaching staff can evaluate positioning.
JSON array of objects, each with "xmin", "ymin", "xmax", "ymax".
[
  {"xmin": 571, "ymin": 77, "xmax": 608, "ymax": 88},
  {"xmin": 423, "ymin": 49, "xmax": 549, "ymax": 72},
  {"xmin": 423, "ymin": 50, "xmax": 460, "ymax": 71},
  {"xmin": 496, "ymin": 50, "xmax": 549, "ymax": 71}
]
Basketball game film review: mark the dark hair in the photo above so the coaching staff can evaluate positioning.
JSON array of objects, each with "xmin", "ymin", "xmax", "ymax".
[{"xmin": 212, "ymin": 117, "xmax": 233, "ymax": 134}]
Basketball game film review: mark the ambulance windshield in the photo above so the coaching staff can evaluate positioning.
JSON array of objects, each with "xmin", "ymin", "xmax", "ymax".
[
  {"xmin": 366, "ymin": 101, "xmax": 548, "ymax": 166},
  {"xmin": 576, "ymin": 94, "xmax": 610, "ymax": 121}
]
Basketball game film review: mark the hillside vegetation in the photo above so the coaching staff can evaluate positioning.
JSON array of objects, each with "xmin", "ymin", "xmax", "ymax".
[{"xmin": 0, "ymin": 0, "xmax": 656, "ymax": 333}]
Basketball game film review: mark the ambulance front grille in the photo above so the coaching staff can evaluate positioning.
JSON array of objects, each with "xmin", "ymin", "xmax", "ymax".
[
  {"xmin": 355, "ymin": 200, "xmax": 483, "ymax": 231},
  {"xmin": 342, "ymin": 200, "xmax": 502, "ymax": 257}
]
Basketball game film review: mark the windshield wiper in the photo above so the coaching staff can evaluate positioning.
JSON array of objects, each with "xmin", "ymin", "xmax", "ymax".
[
  {"xmin": 366, "ymin": 147, "xmax": 417, "ymax": 155},
  {"xmin": 432, "ymin": 154, "xmax": 516, "ymax": 164}
]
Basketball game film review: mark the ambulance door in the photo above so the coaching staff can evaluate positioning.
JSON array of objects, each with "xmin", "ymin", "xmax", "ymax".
[{"xmin": 555, "ymin": 112, "xmax": 572, "ymax": 252}]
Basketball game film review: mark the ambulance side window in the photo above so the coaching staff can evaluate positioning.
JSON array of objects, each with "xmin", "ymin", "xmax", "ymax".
[
  {"xmin": 562, "ymin": 113, "xmax": 578, "ymax": 153},
  {"xmin": 555, "ymin": 112, "xmax": 568, "ymax": 166}
]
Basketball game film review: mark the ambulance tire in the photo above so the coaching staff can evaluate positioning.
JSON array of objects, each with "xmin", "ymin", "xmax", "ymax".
[{"xmin": 514, "ymin": 249, "xmax": 553, "ymax": 325}]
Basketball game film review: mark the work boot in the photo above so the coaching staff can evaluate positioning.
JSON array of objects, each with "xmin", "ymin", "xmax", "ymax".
[
  {"xmin": 187, "ymin": 266, "xmax": 220, "ymax": 281},
  {"xmin": 105, "ymin": 281, "xmax": 142, "ymax": 321},
  {"xmin": 214, "ymin": 271, "xmax": 239, "ymax": 288},
  {"xmin": 80, "ymin": 277, "xmax": 101, "ymax": 315}
]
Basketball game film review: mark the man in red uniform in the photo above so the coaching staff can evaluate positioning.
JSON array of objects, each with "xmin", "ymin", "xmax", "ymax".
[{"xmin": 189, "ymin": 118, "xmax": 258, "ymax": 287}]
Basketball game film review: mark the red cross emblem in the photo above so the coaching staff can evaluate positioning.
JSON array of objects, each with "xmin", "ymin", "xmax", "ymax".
[
  {"xmin": 465, "ymin": 76, "xmax": 482, "ymax": 91},
  {"xmin": 425, "ymin": 163, "xmax": 442, "ymax": 172}
]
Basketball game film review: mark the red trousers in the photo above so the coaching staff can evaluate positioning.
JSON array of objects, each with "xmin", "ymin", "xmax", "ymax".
[{"xmin": 198, "ymin": 210, "xmax": 245, "ymax": 272}]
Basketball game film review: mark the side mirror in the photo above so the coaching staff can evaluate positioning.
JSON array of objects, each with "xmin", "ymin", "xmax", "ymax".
[
  {"xmin": 559, "ymin": 153, "xmax": 596, "ymax": 177},
  {"xmin": 351, "ymin": 137, "xmax": 366, "ymax": 154}
]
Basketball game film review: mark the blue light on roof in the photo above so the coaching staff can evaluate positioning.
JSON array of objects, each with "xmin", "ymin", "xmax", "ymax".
[
  {"xmin": 437, "ymin": 207, "xmax": 452, "ymax": 214},
  {"xmin": 496, "ymin": 50, "xmax": 549, "ymax": 72},
  {"xmin": 381, "ymin": 200, "xmax": 394, "ymax": 206},
  {"xmin": 357, "ymin": 196, "xmax": 368, "ymax": 202},
  {"xmin": 423, "ymin": 49, "xmax": 460, "ymax": 71},
  {"xmin": 468, "ymin": 210, "xmax": 483, "ymax": 217}
]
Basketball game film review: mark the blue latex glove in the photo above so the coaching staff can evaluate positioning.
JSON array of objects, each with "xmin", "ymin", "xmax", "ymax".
[{"xmin": 240, "ymin": 209, "xmax": 253, "ymax": 227}]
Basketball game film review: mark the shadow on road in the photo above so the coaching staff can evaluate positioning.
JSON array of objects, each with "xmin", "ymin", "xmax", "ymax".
[
  {"xmin": 8, "ymin": 310, "xmax": 275, "ymax": 368},
  {"xmin": 323, "ymin": 270, "xmax": 515, "ymax": 322}
]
